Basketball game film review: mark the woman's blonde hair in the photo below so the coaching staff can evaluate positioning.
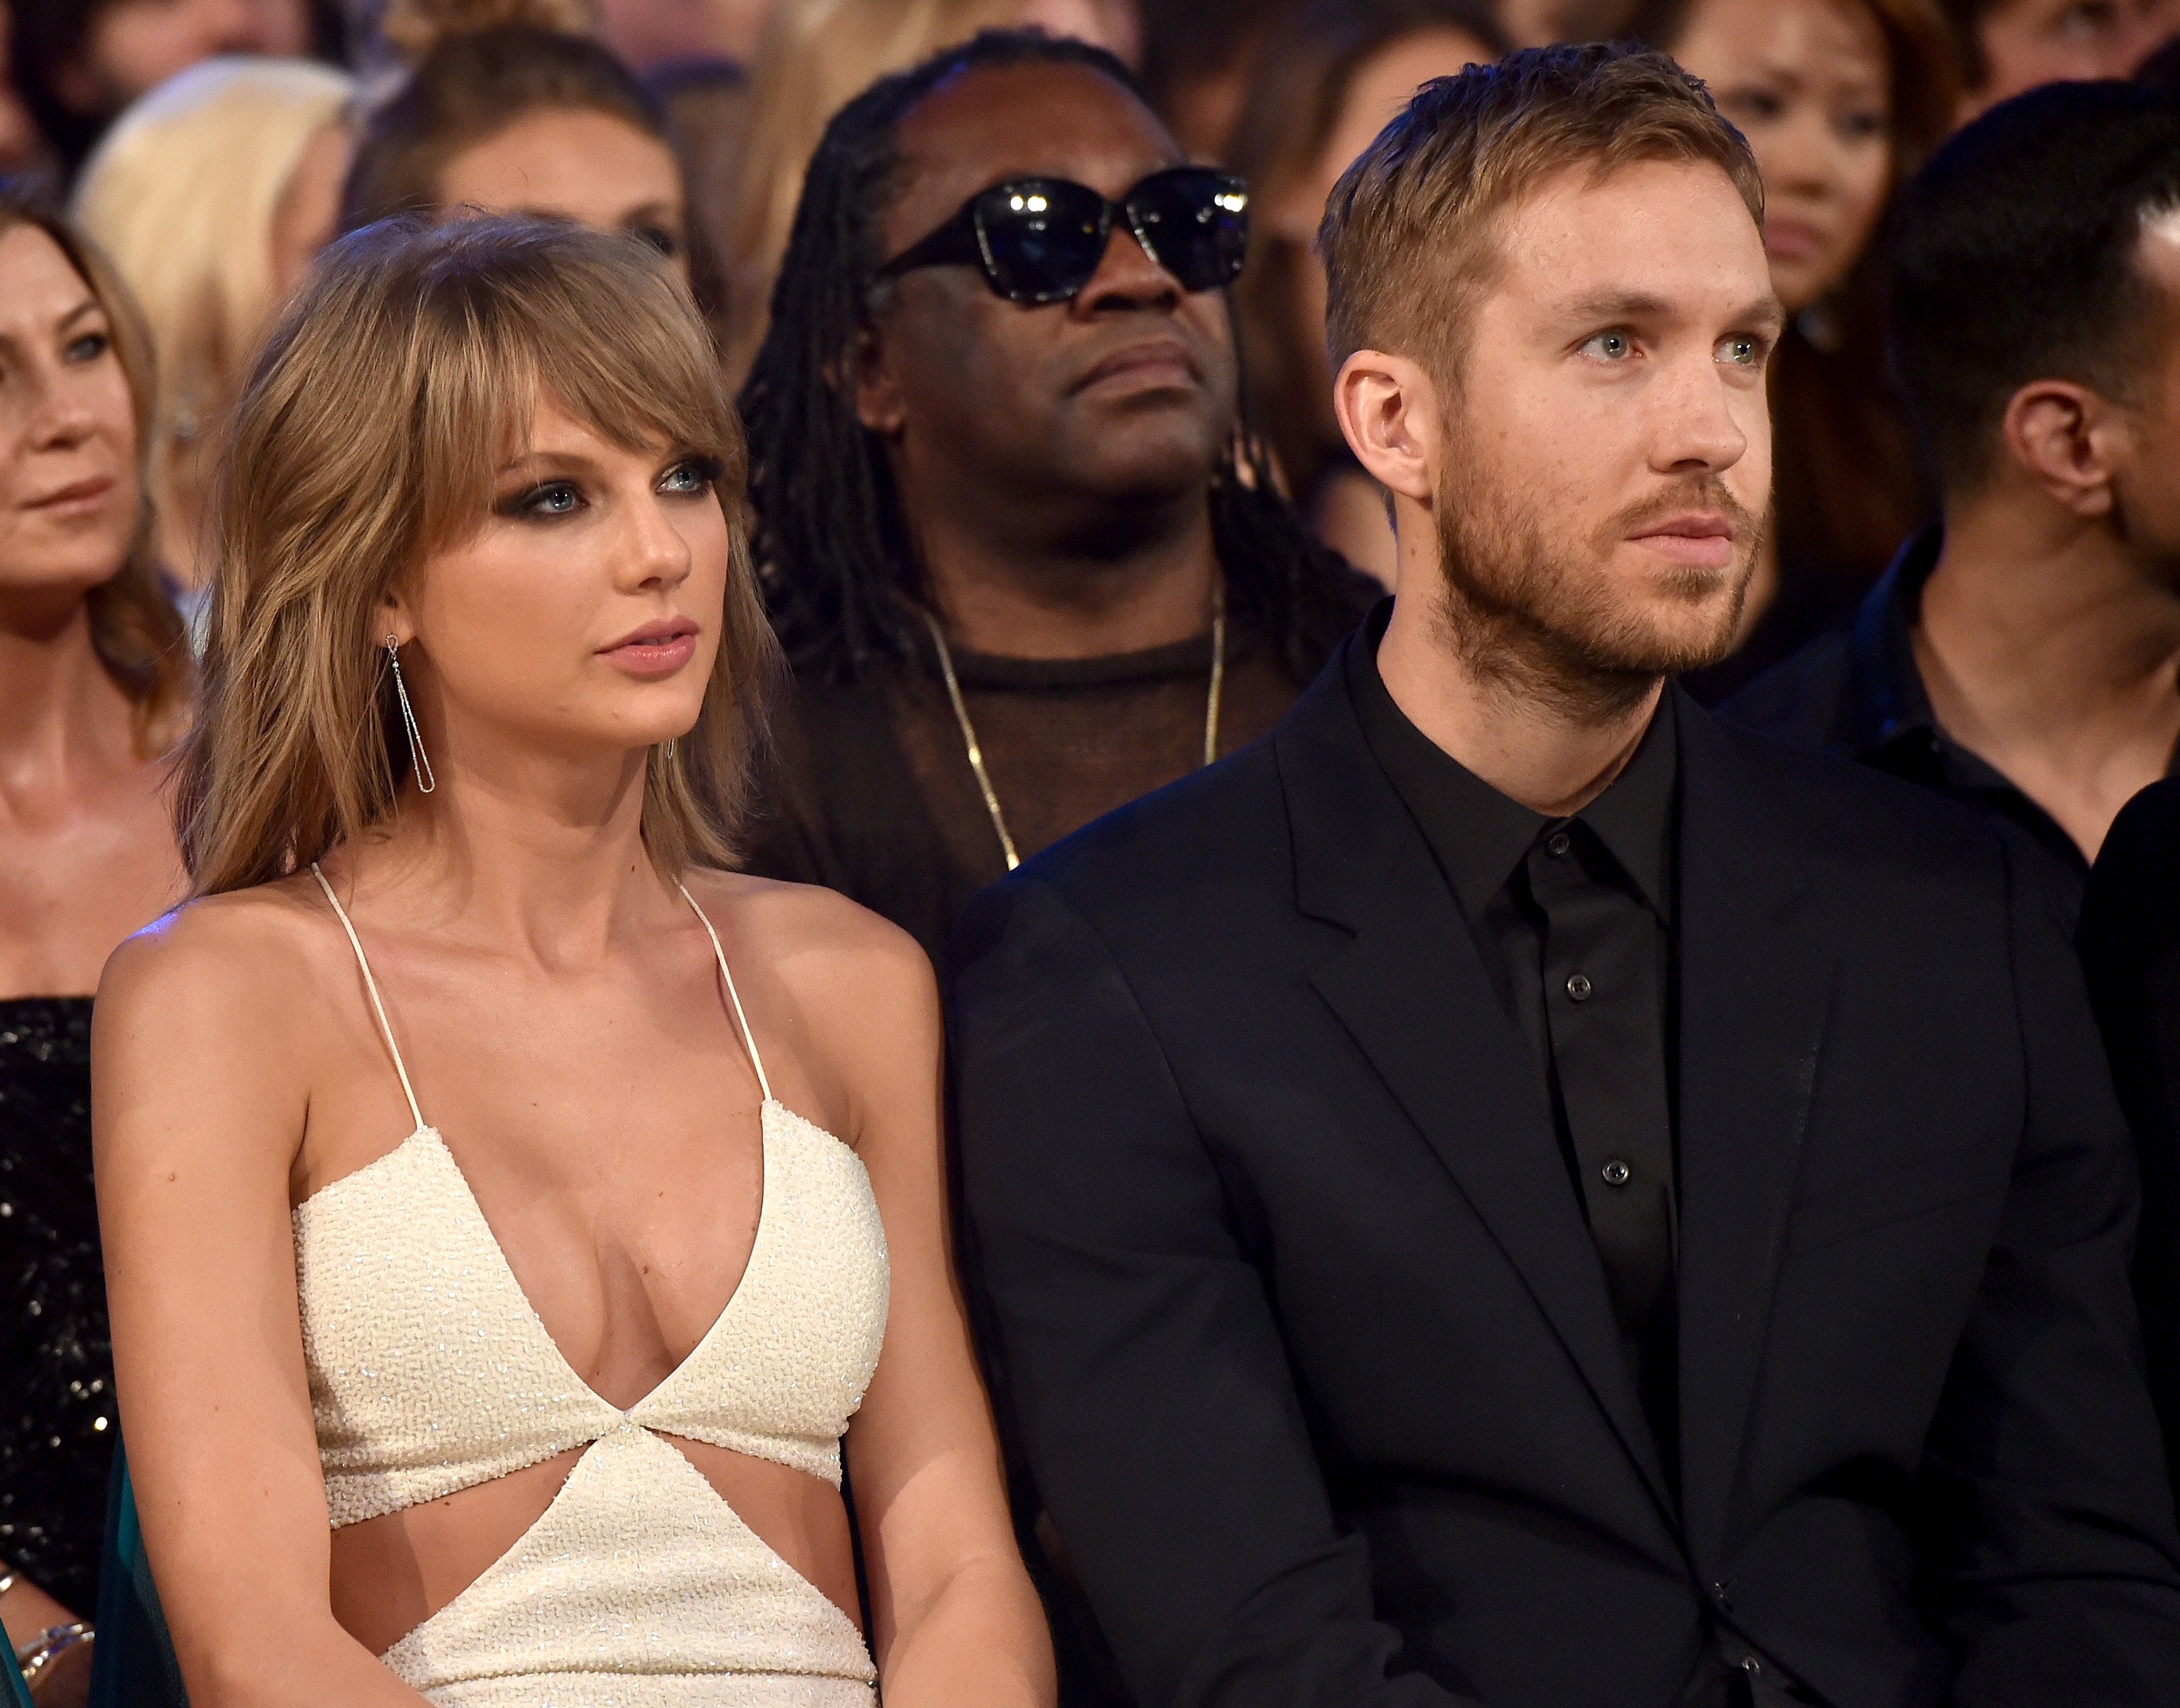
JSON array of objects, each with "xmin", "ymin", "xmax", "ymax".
[
  {"xmin": 177, "ymin": 216, "xmax": 779, "ymax": 897},
  {"xmin": 719, "ymin": 0, "xmax": 1022, "ymax": 380},
  {"xmin": 72, "ymin": 58, "xmax": 357, "ymax": 552},
  {"xmin": 0, "ymin": 183, "xmax": 193, "ymax": 756}
]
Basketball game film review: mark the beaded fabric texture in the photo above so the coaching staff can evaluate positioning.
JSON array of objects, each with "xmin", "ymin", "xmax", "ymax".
[
  {"xmin": 294, "ymin": 872, "xmax": 889, "ymax": 1703},
  {"xmin": 0, "ymin": 997, "xmax": 114, "ymax": 1616}
]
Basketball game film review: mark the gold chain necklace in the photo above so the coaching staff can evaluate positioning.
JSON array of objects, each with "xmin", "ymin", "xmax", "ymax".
[{"xmin": 919, "ymin": 581, "xmax": 1227, "ymax": 872}]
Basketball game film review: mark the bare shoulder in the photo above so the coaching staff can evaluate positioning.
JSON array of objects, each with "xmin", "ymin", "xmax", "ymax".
[
  {"xmin": 684, "ymin": 867, "xmax": 937, "ymax": 1020},
  {"xmin": 682, "ymin": 870, "xmax": 940, "ymax": 1137},
  {"xmin": 97, "ymin": 876, "xmax": 342, "ymax": 1056}
]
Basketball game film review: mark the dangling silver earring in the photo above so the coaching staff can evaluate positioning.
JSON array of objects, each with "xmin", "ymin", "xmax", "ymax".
[
  {"xmin": 385, "ymin": 636, "xmax": 436, "ymax": 795},
  {"xmin": 663, "ymin": 737, "xmax": 677, "ymax": 761}
]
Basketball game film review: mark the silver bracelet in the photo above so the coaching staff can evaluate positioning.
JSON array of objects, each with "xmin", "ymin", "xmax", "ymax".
[{"xmin": 16, "ymin": 1622, "xmax": 94, "ymax": 1690}]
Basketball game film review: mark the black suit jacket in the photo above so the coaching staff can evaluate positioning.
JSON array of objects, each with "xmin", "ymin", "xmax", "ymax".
[
  {"xmin": 951, "ymin": 656, "xmax": 2180, "ymax": 1708},
  {"xmin": 2078, "ymin": 777, "xmax": 2180, "ymax": 1502}
]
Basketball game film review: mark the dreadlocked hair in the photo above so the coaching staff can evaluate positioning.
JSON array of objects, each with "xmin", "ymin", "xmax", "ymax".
[{"xmin": 737, "ymin": 26, "xmax": 1377, "ymax": 685}]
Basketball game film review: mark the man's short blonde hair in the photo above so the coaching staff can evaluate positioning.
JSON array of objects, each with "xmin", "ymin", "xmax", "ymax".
[{"xmin": 1320, "ymin": 44, "xmax": 1764, "ymax": 381}]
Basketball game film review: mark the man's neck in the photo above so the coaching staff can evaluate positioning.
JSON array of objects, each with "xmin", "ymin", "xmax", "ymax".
[
  {"xmin": 913, "ymin": 492, "xmax": 1221, "ymax": 661},
  {"xmin": 1915, "ymin": 503, "xmax": 2180, "ymax": 859},
  {"xmin": 1376, "ymin": 591, "xmax": 1662, "ymax": 818}
]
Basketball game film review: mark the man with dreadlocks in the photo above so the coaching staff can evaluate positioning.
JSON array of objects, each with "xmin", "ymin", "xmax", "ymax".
[{"xmin": 737, "ymin": 28, "xmax": 1378, "ymax": 971}]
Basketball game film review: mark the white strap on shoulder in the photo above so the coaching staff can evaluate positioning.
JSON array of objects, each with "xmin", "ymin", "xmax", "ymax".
[
  {"xmin": 677, "ymin": 880, "xmax": 773, "ymax": 1104},
  {"xmin": 311, "ymin": 862, "xmax": 427, "ymax": 1132}
]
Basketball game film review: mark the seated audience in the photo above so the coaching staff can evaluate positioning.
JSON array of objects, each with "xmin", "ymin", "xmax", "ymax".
[
  {"xmin": 1229, "ymin": 0, "xmax": 1507, "ymax": 587},
  {"xmin": 0, "ymin": 182, "xmax": 190, "ymax": 1708},
  {"xmin": 1945, "ymin": 0, "xmax": 2175, "ymax": 120},
  {"xmin": 719, "ymin": 0, "xmax": 1142, "ymax": 380},
  {"xmin": 1636, "ymin": 0, "xmax": 1955, "ymax": 700},
  {"xmin": 735, "ymin": 29, "xmax": 1377, "ymax": 969},
  {"xmin": 342, "ymin": 1, "xmax": 709, "ymax": 300},
  {"xmin": 7, "ymin": 0, "xmax": 327, "ymax": 174},
  {"xmin": 954, "ymin": 44, "xmax": 2180, "ymax": 1708},
  {"xmin": 72, "ymin": 54, "xmax": 355, "ymax": 601},
  {"xmin": 1727, "ymin": 81, "xmax": 2180, "ymax": 918}
]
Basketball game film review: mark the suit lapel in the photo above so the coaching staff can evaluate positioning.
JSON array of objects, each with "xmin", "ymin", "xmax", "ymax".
[
  {"xmin": 1671, "ymin": 695, "xmax": 1835, "ymax": 1571},
  {"xmin": 1278, "ymin": 663, "xmax": 1674, "ymax": 1513}
]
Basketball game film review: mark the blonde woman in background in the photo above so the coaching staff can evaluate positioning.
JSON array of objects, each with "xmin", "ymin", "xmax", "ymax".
[
  {"xmin": 718, "ymin": 0, "xmax": 1139, "ymax": 380},
  {"xmin": 72, "ymin": 55, "xmax": 355, "ymax": 603}
]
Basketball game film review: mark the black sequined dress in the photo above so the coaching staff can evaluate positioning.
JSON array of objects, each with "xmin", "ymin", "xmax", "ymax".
[{"xmin": 0, "ymin": 997, "xmax": 112, "ymax": 1616}]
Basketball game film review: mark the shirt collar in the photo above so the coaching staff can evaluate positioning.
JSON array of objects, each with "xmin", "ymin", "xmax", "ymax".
[
  {"xmin": 1344, "ymin": 602, "xmax": 1678, "ymax": 923},
  {"xmin": 1839, "ymin": 524, "xmax": 1945, "ymax": 756}
]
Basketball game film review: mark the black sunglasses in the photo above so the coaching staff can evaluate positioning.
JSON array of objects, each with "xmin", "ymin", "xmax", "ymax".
[{"xmin": 874, "ymin": 166, "xmax": 1251, "ymax": 306}]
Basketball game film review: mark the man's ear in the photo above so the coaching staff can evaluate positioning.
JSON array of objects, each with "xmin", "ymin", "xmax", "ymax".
[
  {"xmin": 1332, "ymin": 348, "xmax": 1442, "ymax": 506},
  {"xmin": 846, "ymin": 323, "xmax": 905, "ymax": 437},
  {"xmin": 2001, "ymin": 379, "xmax": 2121, "ymax": 521}
]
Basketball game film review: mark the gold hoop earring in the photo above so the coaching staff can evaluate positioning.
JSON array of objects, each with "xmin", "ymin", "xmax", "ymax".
[{"xmin": 386, "ymin": 636, "xmax": 436, "ymax": 795}]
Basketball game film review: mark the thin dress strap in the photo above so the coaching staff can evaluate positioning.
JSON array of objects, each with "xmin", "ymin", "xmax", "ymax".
[
  {"xmin": 311, "ymin": 862, "xmax": 427, "ymax": 1133},
  {"xmin": 677, "ymin": 881, "xmax": 773, "ymax": 1104}
]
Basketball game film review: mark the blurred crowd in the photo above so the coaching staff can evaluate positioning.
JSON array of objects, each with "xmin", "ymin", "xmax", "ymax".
[{"xmin": 1, "ymin": 0, "xmax": 2174, "ymax": 646}]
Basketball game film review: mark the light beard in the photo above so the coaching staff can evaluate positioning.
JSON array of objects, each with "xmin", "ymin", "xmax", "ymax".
[{"xmin": 1429, "ymin": 453, "xmax": 1766, "ymax": 726}]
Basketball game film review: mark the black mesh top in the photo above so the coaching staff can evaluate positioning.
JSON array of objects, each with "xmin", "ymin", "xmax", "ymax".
[{"xmin": 746, "ymin": 621, "xmax": 1326, "ymax": 971}]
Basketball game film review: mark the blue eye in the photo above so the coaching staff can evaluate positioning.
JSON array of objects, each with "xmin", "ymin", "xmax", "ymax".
[
  {"xmin": 65, "ymin": 330, "xmax": 110, "ymax": 364},
  {"xmin": 1582, "ymin": 330, "xmax": 1634, "ymax": 360},
  {"xmin": 498, "ymin": 479, "xmax": 585, "ymax": 520},
  {"xmin": 658, "ymin": 456, "xmax": 719, "ymax": 495}
]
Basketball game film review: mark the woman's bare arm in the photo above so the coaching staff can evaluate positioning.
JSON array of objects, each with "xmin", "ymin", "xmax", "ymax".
[
  {"xmin": 799, "ymin": 899, "xmax": 1054, "ymax": 1708},
  {"xmin": 94, "ymin": 902, "xmax": 429, "ymax": 1708}
]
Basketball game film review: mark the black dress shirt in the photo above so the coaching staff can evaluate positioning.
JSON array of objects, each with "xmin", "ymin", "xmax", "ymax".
[
  {"xmin": 1347, "ymin": 620, "xmax": 1685, "ymax": 1474},
  {"xmin": 1721, "ymin": 525, "xmax": 2168, "ymax": 923}
]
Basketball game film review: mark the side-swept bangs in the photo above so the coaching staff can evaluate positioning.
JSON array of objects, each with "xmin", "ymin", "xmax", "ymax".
[{"xmin": 179, "ymin": 216, "xmax": 778, "ymax": 895}]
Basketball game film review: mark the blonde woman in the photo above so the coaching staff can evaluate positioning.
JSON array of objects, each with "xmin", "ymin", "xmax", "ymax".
[
  {"xmin": 719, "ymin": 0, "xmax": 1139, "ymax": 380},
  {"xmin": 92, "ymin": 218, "xmax": 1054, "ymax": 1707},
  {"xmin": 72, "ymin": 55, "xmax": 356, "ymax": 597}
]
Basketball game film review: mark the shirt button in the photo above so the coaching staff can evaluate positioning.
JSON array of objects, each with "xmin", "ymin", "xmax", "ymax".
[
  {"xmin": 1566, "ymin": 973, "xmax": 1592, "ymax": 1001},
  {"xmin": 1546, "ymin": 830, "xmax": 1572, "ymax": 857},
  {"xmin": 1602, "ymin": 1159, "xmax": 1632, "ymax": 1187},
  {"xmin": 1741, "ymin": 1656, "xmax": 1764, "ymax": 1678}
]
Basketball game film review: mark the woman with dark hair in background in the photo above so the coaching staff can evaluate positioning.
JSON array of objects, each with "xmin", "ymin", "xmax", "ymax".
[
  {"xmin": 342, "ymin": 0, "xmax": 716, "ymax": 307},
  {"xmin": 7, "ymin": 0, "xmax": 336, "ymax": 176},
  {"xmin": 1227, "ymin": 0, "xmax": 1506, "ymax": 586},
  {"xmin": 0, "ymin": 182, "xmax": 190, "ymax": 1708},
  {"xmin": 1635, "ymin": 0, "xmax": 1957, "ymax": 698}
]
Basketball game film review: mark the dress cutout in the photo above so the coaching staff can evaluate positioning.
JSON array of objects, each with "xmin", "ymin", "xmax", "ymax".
[{"xmin": 294, "ymin": 867, "xmax": 888, "ymax": 1704}]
